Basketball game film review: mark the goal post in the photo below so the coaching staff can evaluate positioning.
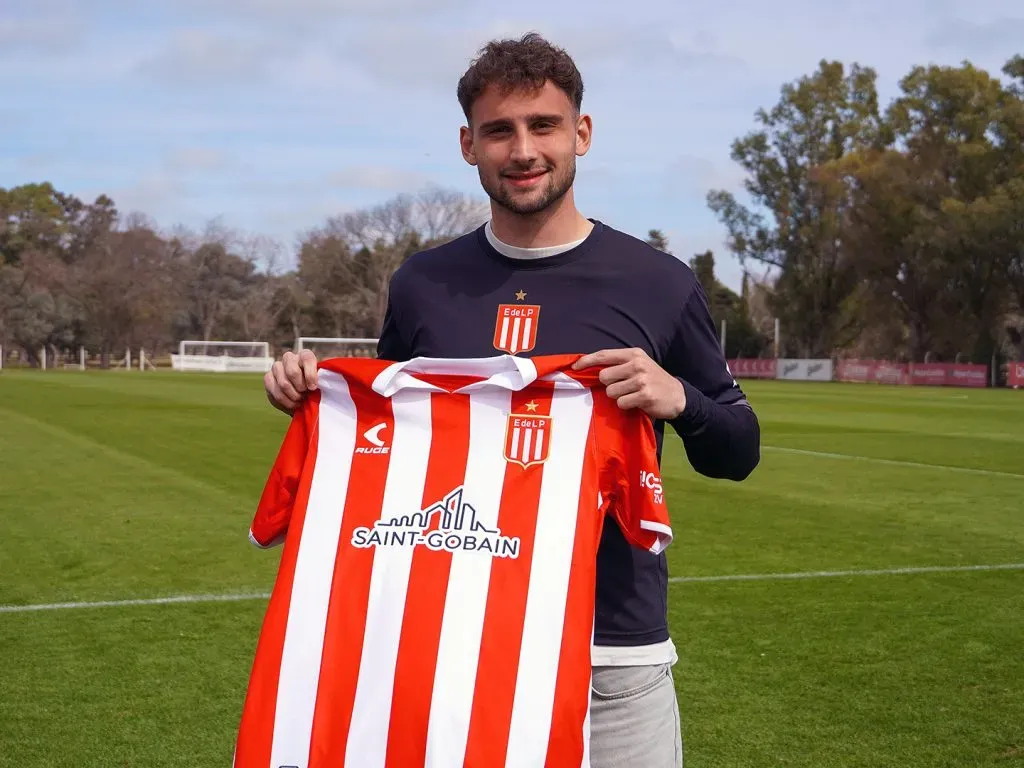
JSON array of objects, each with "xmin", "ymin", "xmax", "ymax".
[
  {"xmin": 171, "ymin": 340, "xmax": 273, "ymax": 373},
  {"xmin": 295, "ymin": 337, "xmax": 379, "ymax": 359}
]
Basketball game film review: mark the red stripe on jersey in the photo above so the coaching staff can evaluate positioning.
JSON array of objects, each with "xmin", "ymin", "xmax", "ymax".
[
  {"xmin": 385, "ymin": 393, "xmax": 472, "ymax": 767},
  {"xmin": 545, "ymin": 416, "xmax": 604, "ymax": 767},
  {"xmin": 234, "ymin": 393, "xmax": 322, "ymax": 767},
  {"xmin": 462, "ymin": 385, "xmax": 554, "ymax": 766},
  {"xmin": 305, "ymin": 390, "xmax": 396, "ymax": 766}
]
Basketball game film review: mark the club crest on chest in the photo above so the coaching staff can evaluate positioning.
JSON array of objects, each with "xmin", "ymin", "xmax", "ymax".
[
  {"xmin": 504, "ymin": 411, "xmax": 551, "ymax": 468},
  {"xmin": 493, "ymin": 290, "xmax": 540, "ymax": 354}
]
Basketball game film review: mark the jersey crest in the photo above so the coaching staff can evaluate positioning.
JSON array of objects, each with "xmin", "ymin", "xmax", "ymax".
[
  {"xmin": 504, "ymin": 412, "xmax": 551, "ymax": 468},
  {"xmin": 493, "ymin": 302, "xmax": 540, "ymax": 354}
]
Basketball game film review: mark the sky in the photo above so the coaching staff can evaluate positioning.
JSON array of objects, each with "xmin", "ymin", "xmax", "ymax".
[{"xmin": 2, "ymin": 0, "xmax": 1022, "ymax": 291}]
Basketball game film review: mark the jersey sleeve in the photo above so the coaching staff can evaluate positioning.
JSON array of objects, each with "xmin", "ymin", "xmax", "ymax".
[
  {"xmin": 595, "ymin": 393, "xmax": 674, "ymax": 555},
  {"xmin": 249, "ymin": 393, "xmax": 320, "ymax": 549}
]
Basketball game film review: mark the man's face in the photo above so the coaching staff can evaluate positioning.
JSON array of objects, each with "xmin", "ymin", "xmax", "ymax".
[{"xmin": 460, "ymin": 80, "xmax": 591, "ymax": 216}]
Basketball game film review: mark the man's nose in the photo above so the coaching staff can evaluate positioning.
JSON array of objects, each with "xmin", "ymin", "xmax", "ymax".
[{"xmin": 509, "ymin": 127, "xmax": 537, "ymax": 164}]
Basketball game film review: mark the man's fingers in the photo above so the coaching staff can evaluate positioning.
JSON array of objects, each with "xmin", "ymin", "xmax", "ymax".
[
  {"xmin": 597, "ymin": 361, "xmax": 640, "ymax": 386},
  {"xmin": 574, "ymin": 348, "xmax": 631, "ymax": 369},
  {"xmin": 614, "ymin": 391, "xmax": 647, "ymax": 411},
  {"xmin": 574, "ymin": 347, "xmax": 649, "ymax": 371},
  {"xmin": 274, "ymin": 362, "xmax": 303, "ymax": 404},
  {"xmin": 299, "ymin": 350, "xmax": 319, "ymax": 390},
  {"xmin": 605, "ymin": 376, "xmax": 641, "ymax": 400},
  {"xmin": 264, "ymin": 371, "xmax": 298, "ymax": 414},
  {"xmin": 282, "ymin": 353, "xmax": 306, "ymax": 392},
  {"xmin": 266, "ymin": 388, "xmax": 298, "ymax": 414}
]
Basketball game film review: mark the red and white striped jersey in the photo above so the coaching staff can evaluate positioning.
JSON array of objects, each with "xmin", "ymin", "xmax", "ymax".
[{"xmin": 234, "ymin": 353, "xmax": 673, "ymax": 768}]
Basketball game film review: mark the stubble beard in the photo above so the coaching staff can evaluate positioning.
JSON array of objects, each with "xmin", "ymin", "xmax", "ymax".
[{"xmin": 480, "ymin": 158, "xmax": 576, "ymax": 216}]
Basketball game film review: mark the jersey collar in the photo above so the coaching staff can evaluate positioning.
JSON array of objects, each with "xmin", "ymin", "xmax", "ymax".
[
  {"xmin": 370, "ymin": 354, "xmax": 587, "ymax": 396},
  {"xmin": 372, "ymin": 354, "xmax": 537, "ymax": 396}
]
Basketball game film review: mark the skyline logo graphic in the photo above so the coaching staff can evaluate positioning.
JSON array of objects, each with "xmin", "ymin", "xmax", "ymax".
[
  {"xmin": 351, "ymin": 486, "xmax": 520, "ymax": 558},
  {"xmin": 493, "ymin": 303, "xmax": 540, "ymax": 354}
]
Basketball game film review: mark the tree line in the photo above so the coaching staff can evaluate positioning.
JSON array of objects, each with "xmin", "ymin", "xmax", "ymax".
[
  {"xmin": 708, "ymin": 53, "xmax": 1024, "ymax": 366},
  {"xmin": 0, "ymin": 185, "xmax": 489, "ymax": 366},
  {"xmin": 2, "ymin": 54, "xmax": 1022, "ymax": 369}
]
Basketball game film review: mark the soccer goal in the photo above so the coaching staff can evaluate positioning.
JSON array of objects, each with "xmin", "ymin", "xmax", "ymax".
[
  {"xmin": 295, "ymin": 337, "xmax": 380, "ymax": 359},
  {"xmin": 170, "ymin": 340, "xmax": 273, "ymax": 373}
]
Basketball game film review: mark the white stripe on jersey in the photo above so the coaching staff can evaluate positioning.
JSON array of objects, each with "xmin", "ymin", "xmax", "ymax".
[
  {"xmin": 425, "ymin": 388, "xmax": 514, "ymax": 766},
  {"xmin": 271, "ymin": 371, "xmax": 358, "ymax": 768},
  {"xmin": 580, "ymin": 674, "xmax": 592, "ymax": 768},
  {"xmin": 505, "ymin": 387, "xmax": 595, "ymax": 766},
  {"xmin": 346, "ymin": 391, "xmax": 435, "ymax": 767}
]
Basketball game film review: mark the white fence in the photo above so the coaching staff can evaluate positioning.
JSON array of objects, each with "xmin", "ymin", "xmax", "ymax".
[{"xmin": 169, "ymin": 354, "xmax": 273, "ymax": 373}]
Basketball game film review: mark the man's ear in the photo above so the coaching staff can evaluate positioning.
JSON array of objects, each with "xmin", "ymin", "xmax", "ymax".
[
  {"xmin": 460, "ymin": 125, "xmax": 477, "ymax": 165},
  {"xmin": 575, "ymin": 113, "xmax": 593, "ymax": 157}
]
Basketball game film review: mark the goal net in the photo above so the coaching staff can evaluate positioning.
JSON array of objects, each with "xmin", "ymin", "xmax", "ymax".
[
  {"xmin": 171, "ymin": 340, "xmax": 273, "ymax": 373},
  {"xmin": 295, "ymin": 337, "xmax": 379, "ymax": 359}
]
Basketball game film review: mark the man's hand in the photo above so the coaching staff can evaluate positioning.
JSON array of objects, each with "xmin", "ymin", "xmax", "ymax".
[
  {"xmin": 264, "ymin": 350, "xmax": 319, "ymax": 415},
  {"xmin": 573, "ymin": 348, "xmax": 686, "ymax": 420}
]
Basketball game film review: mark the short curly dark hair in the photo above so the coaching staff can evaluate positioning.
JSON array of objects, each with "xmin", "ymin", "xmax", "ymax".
[{"xmin": 456, "ymin": 32, "xmax": 585, "ymax": 124}]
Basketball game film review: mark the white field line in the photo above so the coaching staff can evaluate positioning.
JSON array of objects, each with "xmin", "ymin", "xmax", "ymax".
[
  {"xmin": 668, "ymin": 563, "xmax": 1024, "ymax": 584},
  {"xmin": 0, "ymin": 592, "xmax": 270, "ymax": 614},
  {"xmin": 3, "ymin": 564, "xmax": 1023, "ymax": 614},
  {"xmin": 763, "ymin": 445, "xmax": 1024, "ymax": 480}
]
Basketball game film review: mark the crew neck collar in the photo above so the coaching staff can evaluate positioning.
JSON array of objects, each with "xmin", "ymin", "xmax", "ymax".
[{"xmin": 476, "ymin": 219, "xmax": 605, "ymax": 270}]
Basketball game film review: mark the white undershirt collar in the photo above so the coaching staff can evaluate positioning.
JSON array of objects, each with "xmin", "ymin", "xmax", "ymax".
[{"xmin": 485, "ymin": 219, "xmax": 587, "ymax": 260}]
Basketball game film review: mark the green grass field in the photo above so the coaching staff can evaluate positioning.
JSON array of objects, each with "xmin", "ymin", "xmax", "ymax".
[{"xmin": 1, "ymin": 370, "xmax": 1022, "ymax": 767}]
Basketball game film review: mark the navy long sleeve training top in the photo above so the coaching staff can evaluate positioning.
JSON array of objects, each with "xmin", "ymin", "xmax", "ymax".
[{"xmin": 376, "ymin": 219, "xmax": 761, "ymax": 649}]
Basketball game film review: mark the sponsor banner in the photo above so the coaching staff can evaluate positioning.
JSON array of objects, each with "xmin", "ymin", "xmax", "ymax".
[
  {"xmin": 909, "ymin": 364, "xmax": 948, "ymax": 386},
  {"xmin": 777, "ymin": 358, "xmax": 833, "ymax": 382},
  {"xmin": 836, "ymin": 359, "xmax": 911, "ymax": 385},
  {"xmin": 948, "ymin": 365, "xmax": 988, "ymax": 388},
  {"xmin": 1009, "ymin": 362, "xmax": 1024, "ymax": 388},
  {"xmin": 727, "ymin": 358, "xmax": 777, "ymax": 379},
  {"xmin": 911, "ymin": 363, "xmax": 987, "ymax": 388},
  {"xmin": 838, "ymin": 360, "xmax": 988, "ymax": 387}
]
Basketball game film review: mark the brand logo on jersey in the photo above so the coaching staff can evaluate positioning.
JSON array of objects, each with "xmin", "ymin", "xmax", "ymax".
[
  {"xmin": 504, "ymin": 412, "xmax": 551, "ymax": 468},
  {"xmin": 493, "ymin": 303, "xmax": 540, "ymax": 354},
  {"xmin": 640, "ymin": 470, "xmax": 664, "ymax": 504},
  {"xmin": 351, "ymin": 486, "xmax": 520, "ymax": 558},
  {"xmin": 355, "ymin": 423, "xmax": 390, "ymax": 455}
]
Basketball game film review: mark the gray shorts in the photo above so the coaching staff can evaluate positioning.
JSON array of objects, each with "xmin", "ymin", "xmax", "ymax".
[{"xmin": 589, "ymin": 663, "xmax": 684, "ymax": 768}]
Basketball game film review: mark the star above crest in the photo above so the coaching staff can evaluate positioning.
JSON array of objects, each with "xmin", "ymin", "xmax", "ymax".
[{"xmin": 515, "ymin": 289, "xmax": 527, "ymax": 301}]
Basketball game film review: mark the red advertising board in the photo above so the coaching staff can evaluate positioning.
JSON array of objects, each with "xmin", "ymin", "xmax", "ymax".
[
  {"xmin": 837, "ymin": 360, "xmax": 987, "ymax": 387},
  {"xmin": 1008, "ymin": 362, "xmax": 1024, "ymax": 388},
  {"xmin": 946, "ymin": 364, "xmax": 988, "ymax": 388},
  {"xmin": 836, "ymin": 359, "xmax": 910, "ymax": 385},
  {"xmin": 910, "ymin": 363, "xmax": 988, "ymax": 388},
  {"xmin": 727, "ymin": 358, "xmax": 777, "ymax": 378}
]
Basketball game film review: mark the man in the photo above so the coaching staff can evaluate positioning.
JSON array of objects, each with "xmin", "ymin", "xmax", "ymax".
[{"xmin": 264, "ymin": 32, "xmax": 760, "ymax": 768}]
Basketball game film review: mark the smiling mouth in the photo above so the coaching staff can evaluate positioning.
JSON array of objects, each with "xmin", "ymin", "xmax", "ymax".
[{"xmin": 503, "ymin": 170, "xmax": 548, "ymax": 187}]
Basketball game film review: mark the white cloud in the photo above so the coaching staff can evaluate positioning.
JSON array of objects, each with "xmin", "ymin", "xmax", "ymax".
[
  {"xmin": 133, "ymin": 29, "xmax": 295, "ymax": 85},
  {"xmin": 6, "ymin": 0, "xmax": 1023, "ymax": 288},
  {"xmin": 182, "ymin": 0, "xmax": 471, "ymax": 19},
  {"xmin": 108, "ymin": 171, "xmax": 187, "ymax": 216},
  {"xmin": 927, "ymin": 17, "xmax": 1024, "ymax": 57},
  {"xmin": 334, "ymin": 19, "xmax": 745, "ymax": 96},
  {"xmin": 328, "ymin": 165, "xmax": 433, "ymax": 193},
  {"xmin": 662, "ymin": 155, "xmax": 747, "ymax": 200},
  {"xmin": 0, "ymin": 16, "xmax": 81, "ymax": 52},
  {"xmin": 166, "ymin": 147, "xmax": 231, "ymax": 172}
]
